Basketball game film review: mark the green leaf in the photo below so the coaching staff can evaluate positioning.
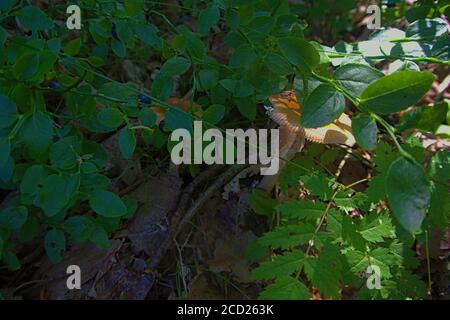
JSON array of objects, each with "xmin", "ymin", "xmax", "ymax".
[
  {"xmin": 3, "ymin": 251, "xmax": 21, "ymax": 271},
  {"xmin": 0, "ymin": 206, "xmax": 28, "ymax": 230},
  {"xmin": 139, "ymin": 108, "xmax": 157, "ymax": 127},
  {"xmin": 203, "ymin": 104, "xmax": 225, "ymax": 125},
  {"xmin": 0, "ymin": 26, "xmax": 6, "ymax": 47},
  {"xmin": 302, "ymin": 172, "xmax": 334, "ymax": 201},
  {"xmin": 124, "ymin": 0, "xmax": 144, "ymax": 16},
  {"xmin": 35, "ymin": 175, "xmax": 70, "ymax": 217},
  {"xmin": 386, "ymin": 157, "xmax": 430, "ymax": 234},
  {"xmin": 160, "ymin": 57, "xmax": 191, "ymax": 77},
  {"xmin": 90, "ymin": 225, "xmax": 110, "ymax": 248},
  {"xmin": 19, "ymin": 112, "xmax": 54, "ymax": 156},
  {"xmin": 111, "ymin": 38, "xmax": 126, "ymax": 58},
  {"xmin": 44, "ymin": 230, "xmax": 65, "ymax": 264},
  {"xmin": 20, "ymin": 165, "xmax": 46, "ymax": 194},
  {"xmin": 0, "ymin": 137, "xmax": 10, "ymax": 167},
  {"xmin": 0, "ymin": 236, "xmax": 3, "ymax": 259},
  {"xmin": 278, "ymin": 37, "xmax": 320, "ymax": 73},
  {"xmin": 258, "ymin": 224, "xmax": 315, "ymax": 249},
  {"xmin": 151, "ymin": 75, "xmax": 174, "ymax": 100},
  {"xmin": 360, "ymin": 71, "xmax": 434, "ymax": 115},
  {"xmin": 301, "ymin": 84, "xmax": 345, "ymax": 128},
  {"xmin": 90, "ymin": 190, "xmax": 127, "ymax": 218},
  {"xmin": 229, "ymin": 45, "xmax": 257, "ymax": 68},
  {"xmin": 235, "ymin": 97, "xmax": 256, "ymax": 120},
  {"xmin": 64, "ymin": 216, "xmax": 95, "ymax": 243},
  {"xmin": 50, "ymin": 136, "xmax": 81, "ymax": 170},
  {"xmin": 97, "ymin": 108, "xmax": 124, "ymax": 130},
  {"xmin": 18, "ymin": 5, "xmax": 53, "ymax": 31},
  {"xmin": 252, "ymin": 250, "xmax": 304, "ymax": 280},
  {"xmin": 334, "ymin": 64, "xmax": 383, "ymax": 98},
  {"xmin": 250, "ymin": 189, "xmax": 277, "ymax": 216},
  {"xmin": 166, "ymin": 107, "xmax": 193, "ymax": 133},
  {"xmin": 0, "ymin": 156, "xmax": 14, "ymax": 182},
  {"xmin": 0, "ymin": 0, "xmax": 17, "ymax": 12},
  {"xmin": 303, "ymin": 244, "xmax": 342, "ymax": 298},
  {"xmin": 345, "ymin": 249, "xmax": 392, "ymax": 279},
  {"xmin": 428, "ymin": 151, "xmax": 450, "ymax": 182},
  {"xmin": 0, "ymin": 95, "xmax": 18, "ymax": 129},
  {"xmin": 277, "ymin": 200, "xmax": 325, "ymax": 221},
  {"xmin": 64, "ymin": 37, "xmax": 82, "ymax": 56},
  {"xmin": 428, "ymin": 181, "xmax": 450, "ymax": 228},
  {"xmin": 13, "ymin": 53, "xmax": 39, "ymax": 80},
  {"xmin": 406, "ymin": 18, "xmax": 449, "ymax": 40},
  {"xmin": 198, "ymin": 69, "xmax": 219, "ymax": 91},
  {"xmin": 259, "ymin": 276, "xmax": 310, "ymax": 300},
  {"xmin": 133, "ymin": 23, "xmax": 162, "ymax": 47},
  {"xmin": 352, "ymin": 114, "xmax": 378, "ymax": 151},
  {"xmin": 398, "ymin": 101, "xmax": 448, "ymax": 133},
  {"xmin": 264, "ymin": 52, "xmax": 293, "ymax": 76},
  {"xmin": 118, "ymin": 129, "xmax": 136, "ymax": 159},
  {"xmin": 359, "ymin": 213, "xmax": 395, "ymax": 242},
  {"xmin": 197, "ymin": 5, "xmax": 220, "ymax": 34}
]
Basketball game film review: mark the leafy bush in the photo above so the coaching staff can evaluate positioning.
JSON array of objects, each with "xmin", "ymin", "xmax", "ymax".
[{"xmin": 0, "ymin": 0, "xmax": 448, "ymax": 299}]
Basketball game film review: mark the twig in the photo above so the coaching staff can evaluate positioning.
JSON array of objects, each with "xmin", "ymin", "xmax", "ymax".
[{"xmin": 174, "ymin": 164, "xmax": 248, "ymax": 237}]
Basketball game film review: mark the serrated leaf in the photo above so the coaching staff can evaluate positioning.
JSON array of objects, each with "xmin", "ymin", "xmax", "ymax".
[
  {"xmin": 277, "ymin": 200, "xmax": 325, "ymax": 221},
  {"xmin": 250, "ymin": 189, "xmax": 277, "ymax": 216},
  {"xmin": 302, "ymin": 172, "xmax": 334, "ymax": 201},
  {"xmin": 359, "ymin": 214, "xmax": 395, "ymax": 242},
  {"xmin": 252, "ymin": 250, "xmax": 304, "ymax": 280},
  {"xmin": 258, "ymin": 224, "xmax": 315, "ymax": 249},
  {"xmin": 303, "ymin": 244, "xmax": 342, "ymax": 298},
  {"xmin": 259, "ymin": 276, "xmax": 310, "ymax": 300}
]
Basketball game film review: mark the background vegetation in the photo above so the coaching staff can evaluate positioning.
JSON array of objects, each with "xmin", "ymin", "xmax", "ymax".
[{"xmin": 0, "ymin": 0, "xmax": 448, "ymax": 300}]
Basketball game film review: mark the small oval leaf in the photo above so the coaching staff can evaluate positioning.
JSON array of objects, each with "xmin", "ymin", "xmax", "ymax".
[{"xmin": 386, "ymin": 157, "xmax": 430, "ymax": 234}]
